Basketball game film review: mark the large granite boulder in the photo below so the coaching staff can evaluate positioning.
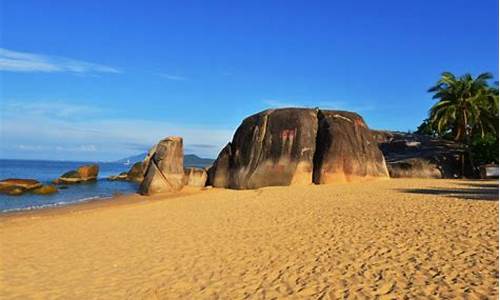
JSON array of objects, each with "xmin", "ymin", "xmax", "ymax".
[
  {"xmin": 0, "ymin": 179, "xmax": 42, "ymax": 195},
  {"xmin": 211, "ymin": 108, "xmax": 318, "ymax": 189},
  {"xmin": 313, "ymin": 110, "xmax": 389, "ymax": 183},
  {"xmin": 374, "ymin": 131, "xmax": 467, "ymax": 178},
  {"xmin": 139, "ymin": 136, "xmax": 184, "ymax": 195},
  {"xmin": 54, "ymin": 164, "xmax": 99, "ymax": 184},
  {"xmin": 208, "ymin": 108, "xmax": 388, "ymax": 189},
  {"xmin": 183, "ymin": 167, "xmax": 208, "ymax": 187}
]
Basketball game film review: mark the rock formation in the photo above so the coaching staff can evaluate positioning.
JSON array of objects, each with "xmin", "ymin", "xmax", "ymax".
[
  {"xmin": 139, "ymin": 137, "xmax": 185, "ymax": 195},
  {"xmin": 183, "ymin": 167, "xmax": 208, "ymax": 187},
  {"xmin": 108, "ymin": 162, "xmax": 144, "ymax": 182},
  {"xmin": 54, "ymin": 164, "xmax": 99, "ymax": 184},
  {"xmin": 207, "ymin": 144, "xmax": 232, "ymax": 188},
  {"xmin": 0, "ymin": 179, "xmax": 42, "ymax": 195},
  {"xmin": 374, "ymin": 131, "xmax": 467, "ymax": 178},
  {"xmin": 208, "ymin": 108, "xmax": 389, "ymax": 189},
  {"xmin": 107, "ymin": 172, "xmax": 128, "ymax": 181},
  {"xmin": 127, "ymin": 162, "xmax": 144, "ymax": 182}
]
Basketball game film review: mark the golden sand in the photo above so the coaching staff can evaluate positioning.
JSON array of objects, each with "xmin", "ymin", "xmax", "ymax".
[{"xmin": 0, "ymin": 179, "xmax": 498, "ymax": 299}]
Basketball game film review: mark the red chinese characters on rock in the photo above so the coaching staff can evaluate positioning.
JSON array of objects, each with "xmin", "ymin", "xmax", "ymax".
[{"xmin": 281, "ymin": 129, "xmax": 296, "ymax": 140}]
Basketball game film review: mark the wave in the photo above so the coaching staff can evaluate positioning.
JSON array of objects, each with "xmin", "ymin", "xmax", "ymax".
[{"xmin": 1, "ymin": 195, "xmax": 113, "ymax": 213}]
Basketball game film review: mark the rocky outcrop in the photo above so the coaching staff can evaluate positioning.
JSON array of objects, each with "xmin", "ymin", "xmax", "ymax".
[
  {"xmin": 54, "ymin": 164, "xmax": 99, "ymax": 184},
  {"xmin": 0, "ymin": 179, "xmax": 42, "ymax": 195},
  {"xmin": 139, "ymin": 137, "xmax": 185, "ymax": 195},
  {"xmin": 183, "ymin": 167, "xmax": 208, "ymax": 187},
  {"xmin": 207, "ymin": 108, "xmax": 388, "ymax": 189},
  {"xmin": 374, "ymin": 131, "xmax": 467, "ymax": 178},
  {"xmin": 108, "ymin": 162, "xmax": 144, "ymax": 182}
]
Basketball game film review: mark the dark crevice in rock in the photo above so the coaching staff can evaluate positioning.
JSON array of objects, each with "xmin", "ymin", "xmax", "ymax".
[
  {"xmin": 245, "ymin": 113, "xmax": 269, "ymax": 186},
  {"xmin": 312, "ymin": 109, "xmax": 324, "ymax": 184},
  {"xmin": 151, "ymin": 157, "xmax": 174, "ymax": 189},
  {"xmin": 312, "ymin": 109, "xmax": 331, "ymax": 184}
]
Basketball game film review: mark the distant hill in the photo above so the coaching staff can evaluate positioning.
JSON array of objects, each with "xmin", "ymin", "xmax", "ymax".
[
  {"xmin": 184, "ymin": 154, "xmax": 215, "ymax": 168},
  {"xmin": 115, "ymin": 153, "xmax": 214, "ymax": 168}
]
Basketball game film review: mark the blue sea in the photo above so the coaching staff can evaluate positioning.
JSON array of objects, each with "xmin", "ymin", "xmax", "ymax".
[{"xmin": 0, "ymin": 159, "xmax": 139, "ymax": 213}]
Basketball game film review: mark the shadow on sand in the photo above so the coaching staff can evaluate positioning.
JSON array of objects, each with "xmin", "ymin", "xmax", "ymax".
[{"xmin": 399, "ymin": 181, "xmax": 499, "ymax": 201}]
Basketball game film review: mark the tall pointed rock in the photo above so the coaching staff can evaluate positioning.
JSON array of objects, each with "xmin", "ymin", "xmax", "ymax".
[{"xmin": 139, "ymin": 136, "xmax": 184, "ymax": 195}]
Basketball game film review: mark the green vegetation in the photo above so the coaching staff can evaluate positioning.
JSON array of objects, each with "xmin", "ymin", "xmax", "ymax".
[{"xmin": 417, "ymin": 72, "xmax": 499, "ymax": 175}]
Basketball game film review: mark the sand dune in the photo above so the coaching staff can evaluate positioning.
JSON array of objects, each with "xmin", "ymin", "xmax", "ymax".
[{"xmin": 1, "ymin": 179, "xmax": 498, "ymax": 299}]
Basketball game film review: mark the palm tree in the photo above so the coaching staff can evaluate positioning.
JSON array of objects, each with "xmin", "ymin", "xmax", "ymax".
[{"xmin": 428, "ymin": 72, "xmax": 498, "ymax": 176}]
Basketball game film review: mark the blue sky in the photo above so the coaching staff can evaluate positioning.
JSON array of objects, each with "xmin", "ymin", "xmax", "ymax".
[{"xmin": 1, "ymin": 0, "xmax": 498, "ymax": 161}]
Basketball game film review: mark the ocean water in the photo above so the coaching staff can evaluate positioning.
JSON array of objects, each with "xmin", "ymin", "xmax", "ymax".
[{"xmin": 0, "ymin": 159, "xmax": 139, "ymax": 213}]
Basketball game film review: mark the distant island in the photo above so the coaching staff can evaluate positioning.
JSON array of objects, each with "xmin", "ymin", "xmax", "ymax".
[{"xmin": 115, "ymin": 153, "xmax": 214, "ymax": 168}]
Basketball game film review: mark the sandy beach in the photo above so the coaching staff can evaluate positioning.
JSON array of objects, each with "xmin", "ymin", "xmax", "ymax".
[{"xmin": 1, "ymin": 179, "xmax": 498, "ymax": 299}]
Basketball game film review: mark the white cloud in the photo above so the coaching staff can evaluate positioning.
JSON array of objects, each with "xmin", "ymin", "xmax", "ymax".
[
  {"xmin": 157, "ymin": 73, "xmax": 187, "ymax": 81},
  {"xmin": 0, "ymin": 48, "xmax": 121, "ymax": 74},
  {"xmin": 3, "ymin": 101, "xmax": 102, "ymax": 119},
  {"xmin": 0, "ymin": 100, "xmax": 233, "ymax": 160},
  {"xmin": 15, "ymin": 144, "xmax": 97, "ymax": 152},
  {"xmin": 55, "ymin": 145, "xmax": 97, "ymax": 152},
  {"xmin": 17, "ymin": 144, "xmax": 47, "ymax": 151}
]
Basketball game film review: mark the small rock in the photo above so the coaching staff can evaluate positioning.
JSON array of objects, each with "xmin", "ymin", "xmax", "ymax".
[
  {"xmin": 183, "ymin": 167, "xmax": 208, "ymax": 187},
  {"xmin": 54, "ymin": 164, "xmax": 99, "ymax": 184},
  {"xmin": 32, "ymin": 185, "xmax": 58, "ymax": 195},
  {"xmin": 0, "ymin": 178, "xmax": 42, "ymax": 195},
  {"xmin": 107, "ymin": 172, "xmax": 128, "ymax": 181},
  {"xmin": 127, "ymin": 162, "xmax": 144, "ymax": 182}
]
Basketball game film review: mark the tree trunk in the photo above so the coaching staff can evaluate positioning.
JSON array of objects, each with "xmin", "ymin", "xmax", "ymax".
[
  {"xmin": 460, "ymin": 109, "xmax": 468, "ymax": 178},
  {"xmin": 461, "ymin": 148, "xmax": 465, "ymax": 178},
  {"xmin": 464, "ymin": 130, "xmax": 478, "ymax": 178}
]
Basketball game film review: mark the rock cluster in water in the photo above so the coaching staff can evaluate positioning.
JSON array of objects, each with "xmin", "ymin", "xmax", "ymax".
[
  {"xmin": 1, "ymin": 164, "xmax": 100, "ymax": 196},
  {"xmin": 0, "ymin": 179, "xmax": 57, "ymax": 196},
  {"xmin": 54, "ymin": 164, "xmax": 99, "ymax": 184}
]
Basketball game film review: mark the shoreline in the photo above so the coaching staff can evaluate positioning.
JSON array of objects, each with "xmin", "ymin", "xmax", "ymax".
[
  {"xmin": 0, "ymin": 186, "xmax": 210, "ymax": 221},
  {"xmin": 0, "ymin": 178, "xmax": 394, "ymax": 219},
  {"xmin": 2, "ymin": 178, "xmax": 496, "ymax": 221}
]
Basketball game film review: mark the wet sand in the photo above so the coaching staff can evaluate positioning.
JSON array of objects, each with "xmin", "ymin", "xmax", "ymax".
[{"xmin": 1, "ymin": 179, "xmax": 498, "ymax": 299}]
